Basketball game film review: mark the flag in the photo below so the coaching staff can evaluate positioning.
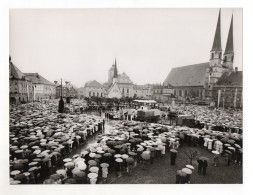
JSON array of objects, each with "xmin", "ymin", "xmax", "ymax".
[{"xmin": 217, "ymin": 89, "xmax": 221, "ymax": 107}]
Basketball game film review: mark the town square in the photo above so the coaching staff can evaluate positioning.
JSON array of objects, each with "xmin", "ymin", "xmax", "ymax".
[{"xmin": 7, "ymin": 8, "xmax": 243, "ymax": 186}]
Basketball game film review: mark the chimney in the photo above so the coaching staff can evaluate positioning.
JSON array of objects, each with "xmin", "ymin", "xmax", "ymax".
[{"xmin": 235, "ymin": 67, "xmax": 238, "ymax": 72}]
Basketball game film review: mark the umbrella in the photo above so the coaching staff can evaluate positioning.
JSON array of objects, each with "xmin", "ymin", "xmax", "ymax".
[
  {"xmin": 50, "ymin": 174, "xmax": 62, "ymax": 181},
  {"xmin": 212, "ymin": 151, "xmax": 220, "ymax": 155},
  {"xmin": 170, "ymin": 149, "xmax": 177, "ymax": 153},
  {"xmin": 141, "ymin": 152, "xmax": 150, "ymax": 160},
  {"xmin": 23, "ymin": 172, "xmax": 30, "ymax": 177},
  {"xmin": 114, "ymin": 154, "xmax": 122, "ymax": 158},
  {"xmin": 20, "ymin": 145, "xmax": 28, "ymax": 149},
  {"xmin": 89, "ymin": 166, "xmax": 99, "ymax": 173},
  {"xmin": 63, "ymin": 158, "xmax": 72, "ymax": 163},
  {"xmin": 88, "ymin": 160, "xmax": 97, "ymax": 166},
  {"xmin": 64, "ymin": 162, "xmax": 75, "ymax": 169},
  {"xmin": 182, "ymin": 168, "xmax": 192, "ymax": 174},
  {"xmin": 234, "ymin": 144, "xmax": 241, "ymax": 149},
  {"xmin": 28, "ymin": 162, "xmax": 38, "ymax": 166},
  {"xmin": 198, "ymin": 157, "xmax": 209, "ymax": 161},
  {"xmin": 28, "ymin": 167, "xmax": 38, "ymax": 172},
  {"xmin": 186, "ymin": 165, "xmax": 195, "ymax": 170},
  {"xmin": 227, "ymin": 140, "xmax": 235, "ymax": 144},
  {"xmin": 100, "ymin": 163, "xmax": 109, "ymax": 168},
  {"xmin": 14, "ymin": 174, "xmax": 25, "ymax": 181},
  {"xmin": 64, "ymin": 178, "xmax": 77, "ymax": 184},
  {"xmin": 225, "ymin": 150, "xmax": 232, "ymax": 154},
  {"xmin": 56, "ymin": 169, "xmax": 66, "ymax": 176},
  {"xmin": 10, "ymin": 180, "xmax": 21, "ymax": 185},
  {"xmin": 88, "ymin": 172, "xmax": 98, "ymax": 179},
  {"xmin": 103, "ymin": 153, "xmax": 112, "ymax": 157},
  {"xmin": 126, "ymin": 157, "xmax": 135, "ymax": 163},
  {"xmin": 121, "ymin": 154, "xmax": 129, "ymax": 159},
  {"xmin": 10, "ymin": 170, "xmax": 21, "ymax": 176},
  {"xmin": 43, "ymin": 179, "xmax": 55, "ymax": 184},
  {"xmin": 13, "ymin": 163, "xmax": 24, "ymax": 170},
  {"xmin": 115, "ymin": 158, "xmax": 123, "ymax": 163}
]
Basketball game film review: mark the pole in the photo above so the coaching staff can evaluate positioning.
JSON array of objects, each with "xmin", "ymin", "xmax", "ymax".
[{"xmin": 61, "ymin": 78, "xmax": 62, "ymax": 98}]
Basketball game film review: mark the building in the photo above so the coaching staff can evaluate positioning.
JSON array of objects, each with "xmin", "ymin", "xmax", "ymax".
[
  {"xmin": 55, "ymin": 81, "xmax": 78, "ymax": 99},
  {"xmin": 152, "ymin": 84, "xmax": 174, "ymax": 103},
  {"xmin": 24, "ymin": 73, "xmax": 56, "ymax": 101},
  {"xmin": 133, "ymin": 84, "xmax": 153, "ymax": 99},
  {"xmin": 213, "ymin": 68, "xmax": 242, "ymax": 108},
  {"xmin": 163, "ymin": 10, "xmax": 239, "ymax": 104},
  {"xmin": 9, "ymin": 56, "xmax": 33, "ymax": 103},
  {"xmin": 105, "ymin": 59, "xmax": 134, "ymax": 98},
  {"xmin": 83, "ymin": 80, "xmax": 105, "ymax": 98}
]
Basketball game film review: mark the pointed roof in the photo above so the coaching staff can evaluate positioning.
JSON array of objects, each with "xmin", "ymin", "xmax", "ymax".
[
  {"xmin": 10, "ymin": 61, "xmax": 27, "ymax": 80},
  {"xmin": 211, "ymin": 10, "xmax": 222, "ymax": 52},
  {"xmin": 224, "ymin": 14, "xmax": 234, "ymax": 54},
  {"xmin": 113, "ymin": 58, "xmax": 118, "ymax": 78}
]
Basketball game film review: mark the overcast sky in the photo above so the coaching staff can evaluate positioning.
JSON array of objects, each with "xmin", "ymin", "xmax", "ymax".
[{"xmin": 9, "ymin": 8, "xmax": 242, "ymax": 88}]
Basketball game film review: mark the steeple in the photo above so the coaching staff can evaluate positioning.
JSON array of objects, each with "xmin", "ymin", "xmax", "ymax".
[
  {"xmin": 209, "ymin": 9, "xmax": 223, "ymax": 67},
  {"xmin": 224, "ymin": 14, "xmax": 234, "ymax": 55},
  {"xmin": 211, "ymin": 10, "xmax": 222, "ymax": 52},
  {"xmin": 223, "ymin": 14, "xmax": 234, "ymax": 70},
  {"xmin": 113, "ymin": 58, "xmax": 118, "ymax": 78}
]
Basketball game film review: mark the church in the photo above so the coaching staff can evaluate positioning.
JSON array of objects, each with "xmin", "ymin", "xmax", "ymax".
[
  {"xmin": 104, "ymin": 59, "xmax": 134, "ymax": 98},
  {"xmin": 163, "ymin": 10, "xmax": 239, "ymax": 104}
]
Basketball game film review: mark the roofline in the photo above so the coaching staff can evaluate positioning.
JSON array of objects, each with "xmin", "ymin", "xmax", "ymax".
[{"xmin": 170, "ymin": 62, "xmax": 209, "ymax": 70}]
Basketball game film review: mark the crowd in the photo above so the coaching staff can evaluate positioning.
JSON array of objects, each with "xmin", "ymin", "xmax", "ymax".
[
  {"xmin": 9, "ymin": 101, "xmax": 104, "ymax": 185},
  {"xmin": 9, "ymin": 100, "xmax": 243, "ymax": 185}
]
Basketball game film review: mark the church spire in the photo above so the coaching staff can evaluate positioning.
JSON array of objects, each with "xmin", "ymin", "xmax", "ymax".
[
  {"xmin": 211, "ymin": 9, "xmax": 222, "ymax": 52},
  {"xmin": 224, "ymin": 14, "xmax": 234, "ymax": 54},
  {"xmin": 223, "ymin": 14, "xmax": 234, "ymax": 70},
  {"xmin": 113, "ymin": 58, "xmax": 118, "ymax": 78}
]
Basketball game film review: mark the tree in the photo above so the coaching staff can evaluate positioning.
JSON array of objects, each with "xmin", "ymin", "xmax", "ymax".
[{"xmin": 183, "ymin": 148, "xmax": 200, "ymax": 165}]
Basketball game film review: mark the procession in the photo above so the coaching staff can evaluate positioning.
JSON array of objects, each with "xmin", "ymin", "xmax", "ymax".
[{"xmin": 8, "ymin": 8, "xmax": 243, "ymax": 185}]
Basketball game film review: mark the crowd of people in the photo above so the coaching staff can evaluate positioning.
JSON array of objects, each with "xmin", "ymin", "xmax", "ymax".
[{"xmin": 9, "ymin": 100, "xmax": 243, "ymax": 184}]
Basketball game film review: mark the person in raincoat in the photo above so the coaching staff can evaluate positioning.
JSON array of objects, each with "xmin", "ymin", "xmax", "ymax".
[{"xmin": 170, "ymin": 151, "xmax": 177, "ymax": 165}]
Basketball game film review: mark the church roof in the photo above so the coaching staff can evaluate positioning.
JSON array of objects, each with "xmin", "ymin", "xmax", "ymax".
[
  {"xmin": 85, "ymin": 80, "xmax": 103, "ymax": 88},
  {"xmin": 211, "ymin": 10, "xmax": 222, "ymax": 52},
  {"xmin": 24, "ymin": 73, "xmax": 55, "ymax": 85},
  {"xmin": 224, "ymin": 14, "xmax": 234, "ymax": 54},
  {"xmin": 163, "ymin": 62, "xmax": 209, "ymax": 87},
  {"xmin": 216, "ymin": 71, "xmax": 242, "ymax": 86}
]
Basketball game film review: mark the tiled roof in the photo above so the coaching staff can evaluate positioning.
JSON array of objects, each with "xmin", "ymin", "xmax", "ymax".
[
  {"xmin": 24, "ymin": 73, "xmax": 54, "ymax": 85},
  {"xmin": 216, "ymin": 71, "xmax": 242, "ymax": 86},
  {"xmin": 85, "ymin": 80, "xmax": 103, "ymax": 88},
  {"xmin": 163, "ymin": 62, "xmax": 209, "ymax": 87}
]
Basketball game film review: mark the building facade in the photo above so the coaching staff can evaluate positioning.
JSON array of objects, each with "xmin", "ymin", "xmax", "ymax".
[
  {"xmin": 24, "ymin": 73, "xmax": 56, "ymax": 101},
  {"xmin": 9, "ymin": 57, "xmax": 33, "ymax": 104}
]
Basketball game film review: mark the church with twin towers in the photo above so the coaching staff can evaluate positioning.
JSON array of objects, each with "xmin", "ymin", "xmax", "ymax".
[{"xmin": 163, "ymin": 9, "xmax": 240, "ymax": 103}]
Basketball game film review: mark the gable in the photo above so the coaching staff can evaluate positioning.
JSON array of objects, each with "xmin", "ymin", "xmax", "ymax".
[{"xmin": 107, "ymin": 83, "xmax": 122, "ymax": 98}]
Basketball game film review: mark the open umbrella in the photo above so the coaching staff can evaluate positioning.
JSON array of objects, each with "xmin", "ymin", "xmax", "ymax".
[
  {"xmin": 64, "ymin": 162, "xmax": 75, "ymax": 169},
  {"xmin": 126, "ymin": 157, "xmax": 135, "ymax": 164},
  {"xmin": 141, "ymin": 152, "xmax": 150, "ymax": 160},
  {"xmin": 89, "ymin": 166, "xmax": 99, "ymax": 173},
  {"xmin": 56, "ymin": 169, "xmax": 66, "ymax": 176},
  {"xmin": 212, "ymin": 151, "xmax": 220, "ymax": 155},
  {"xmin": 100, "ymin": 163, "xmax": 109, "ymax": 168},
  {"xmin": 225, "ymin": 150, "xmax": 232, "ymax": 154},
  {"xmin": 88, "ymin": 160, "xmax": 97, "ymax": 166},
  {"xmin": 64, "ymin": 178, "xmax": 77, "ymax": 184},
  {"xmin": 50, "ymin": 174, "xmax": 62, "ymax": 181},
  {"xmin": 43, "ymin": 179, "xmax": 55, "ymax": 184},
  {"xmin": 182, "ymin": 168, "xmax": 192, "ymax": 174},
  {"xmin": 63, "ymin": 158, "xmax": 72, "ymax": 163},
  {"xmin": 10, "ymin": 170, "xmax": 21, "ymax": 176},
  {"xmin": 10, "ymin": 180, "xmax": 21, "ymax": 185},
  {"xmin": 115, "ymin": 158, "xmax": 123, "ymax": 163},
  {"xmin": 121, "ymin": 154, "xmax": 129, "ymax": 159},
  {"xmin": 170, "ymin": 149, "xmax": 177, "ymax": 153},
  {"xmin": 186, "ymin": 165, "xmax": 195, "ymax": 170},
  {"xmin": 88, "ymin": 172, "xmax": 98, "ymax": 179}
]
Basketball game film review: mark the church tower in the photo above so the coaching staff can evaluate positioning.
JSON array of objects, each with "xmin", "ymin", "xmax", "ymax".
[
  {"xmin": 223, "ymin": 14, "xmax": 234, "ymax": 70},
  {"xmin": 112, "ymin": 58, "xmax": 118, "ymax": 84},
  {"xmin": 209, "ymin": 10, "xmax": 222, "ymax": 67}
]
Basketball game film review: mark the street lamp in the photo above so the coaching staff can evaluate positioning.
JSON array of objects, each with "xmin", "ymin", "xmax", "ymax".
[{"xmin": 54, "ymin": 78, "xmax": 65, "ymax": 113}]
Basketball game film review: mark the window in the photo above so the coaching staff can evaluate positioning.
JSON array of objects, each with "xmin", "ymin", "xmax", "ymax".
[
  {"xmin": 219, "ymin": 53, "xmax": 221, "ymax": 59},
  {"xmin": 89, "ymin": 92, "xmax": 91, "ymax": 97},
  {"xmin": 211, "ymin": 53, "xmax": 214, "ymax": 59},
  {"xmin": 231, "ymin": 55, "xmax": 234, "ymax": 62},
  {"xmin": 127, "ymin": 89, "xmax": 129, "ymax": 93},
  {"xmin": 97, "ymin": 92, "xmax": 99, "ymax": 97},
  {"xmin": 122, "ymin": 88, "xmax": 124, "ymax": 93},
  {"xmin": 224, "ymin": 56, "xmax": 227, "ymax": 62}
]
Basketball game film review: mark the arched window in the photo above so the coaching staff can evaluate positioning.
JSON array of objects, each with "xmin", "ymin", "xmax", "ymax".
[{"xmin": 231, "ymin": 55, "xmax": 234, "ymax": 62}]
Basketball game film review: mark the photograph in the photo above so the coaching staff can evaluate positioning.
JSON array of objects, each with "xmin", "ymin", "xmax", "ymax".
[{"xmin": 8, "ymin": 8, "xmax": 243, "ymax": 185}]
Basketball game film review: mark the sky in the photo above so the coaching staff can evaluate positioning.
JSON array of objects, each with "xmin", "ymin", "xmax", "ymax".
[{"xmin": 9, "ymin": 8, "xmax": 242, "ymax": 88}]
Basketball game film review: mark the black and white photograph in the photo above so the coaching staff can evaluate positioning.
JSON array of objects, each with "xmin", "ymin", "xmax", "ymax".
[{"xmin": 7, "ymin": 7, "xmax": 243, "ymax": 186}]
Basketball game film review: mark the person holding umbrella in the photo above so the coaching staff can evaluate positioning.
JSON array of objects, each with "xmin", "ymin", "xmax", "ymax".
[
  {"xmin": 170, "ymin": 149, "xmax": 177, "ymax": 165},
  {"xmin": 202, "ymin": 160, "xmax": 208, "ymax": 175},
  {"xmin": 197, "ymin": 159, "xmax": 203, "ymax": 174}
]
